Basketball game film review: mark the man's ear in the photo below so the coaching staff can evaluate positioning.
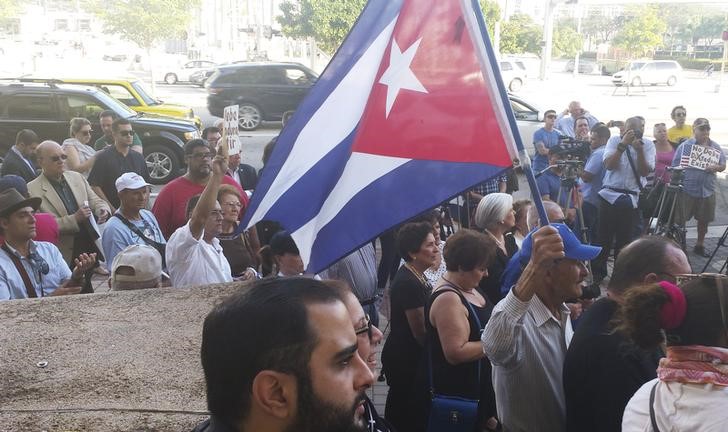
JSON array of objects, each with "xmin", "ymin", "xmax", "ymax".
[
  {"xmin": 250, "ymin": 371, "xmax": 298, "ymax": 420},
  {"xmin": 643, "ymin": 273, "xmax": 659, "ymax": 284}
]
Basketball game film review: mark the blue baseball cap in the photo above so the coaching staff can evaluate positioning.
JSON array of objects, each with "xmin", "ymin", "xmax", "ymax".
[{"xmin": 520, "ymin": 223, "xmax": 601, "ymax": 262}]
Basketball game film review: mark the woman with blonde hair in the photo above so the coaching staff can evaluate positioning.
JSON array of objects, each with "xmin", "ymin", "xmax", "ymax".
[
  {"xmin": 473, "ymin": 192, "xmax": 517, "ymax": 304},
  {"xmin": 620, "ymin": 275, "xmax": 728, "ymax": 431},
  {"xmin": 62, "ymin": 117, "xmax": 97, "ymax": 176}
]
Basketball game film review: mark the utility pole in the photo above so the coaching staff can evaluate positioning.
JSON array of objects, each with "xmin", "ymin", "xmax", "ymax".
[
  {"xmin": 572, "ymin": 2, "xmax": 583, "ymax": 77},
  {"xmin": 540, "ymin": 0, "xmax": 576, "ymax": 81}
]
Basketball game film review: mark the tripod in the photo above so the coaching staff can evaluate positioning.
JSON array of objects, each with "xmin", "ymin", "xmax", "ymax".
[
  {"xmin": 701, "ymin": 225, "xmax": 728, "ymax": 274},
  {"xmin": 646, "ymin": 178, "xmax": 687, "ymax": 254}
]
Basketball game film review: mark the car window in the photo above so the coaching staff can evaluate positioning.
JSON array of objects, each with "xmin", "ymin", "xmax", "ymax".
[
  {"xmin": 3, "ymin": 94, "xmax": 56, "ymax": 120},
  {"xmin": 238, "ymin": 68, "xmax": 267, "ymax": 85},
  {"xmin": 184, "ymin": 61, "xmax": 195, "ymax": 69},
  {"xmin": 200, "ymin": 61, "xmax": 215, "ymax": 68},
  {"xmin": 510, "ymin": 98, "xmax": 538, "ymax": 121},
  {"xmin": 500, "ymin": 61, "xmax": 513, "ymax": 71},
  {"xmin": 103, "ymin": 84, "xmax": 139, "ymax": 106},
  {"xmin": 60, "ymin": 94, "xmax": 106, "ymax": 121},
  {"xmin": 214, "ymin": 71, "xmax": 240, "ymax": 85},
  {"xmin": 515, "ymin": 61, "xmax": 526, "ymax": 70},
  {"xmin": 642, "ymin": 63, "xmax": 656, "ymax": 72},
  {"xmin": 131, "ymin": 81, "xmax": 157, "ymax": 105},
  {"xmin": 657, "ymin": 62, "xmax": 676, "ymax": 70},
  {"xmin": 284, "ymin": 67, "xmax": 312, "ymax": 86}
]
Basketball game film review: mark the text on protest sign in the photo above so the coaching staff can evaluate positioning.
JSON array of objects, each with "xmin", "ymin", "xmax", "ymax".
[
  {"xmin": 223, "ymin": 105, "xmax": 241, "ymax": 155},
  {"xmin": 680, "ymin": 144, "xmax": 721, "ymax": 171}
]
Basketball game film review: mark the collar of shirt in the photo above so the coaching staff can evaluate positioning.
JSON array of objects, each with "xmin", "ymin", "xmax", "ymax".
[
  {"xmin": 530, "ymin": 294, "xmax": 570, "ymax": 328},
  {"xmin": 11, "ymin": 146, "xmax": 35, "ymax": 170},
  {"xmin": 3, "ymin": 239, "xmax": 37, "ymax": 259}
]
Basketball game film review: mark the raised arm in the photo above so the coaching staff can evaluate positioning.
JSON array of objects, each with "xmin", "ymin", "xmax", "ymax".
[{"xmin": 189, "ymin": 151, "xmax": 228, "ymax": 239}]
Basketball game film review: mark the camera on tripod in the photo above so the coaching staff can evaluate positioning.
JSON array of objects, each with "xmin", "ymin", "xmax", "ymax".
[{"xmin": 665, "ymin": 166, "xmax": 685, "ymax": 187}]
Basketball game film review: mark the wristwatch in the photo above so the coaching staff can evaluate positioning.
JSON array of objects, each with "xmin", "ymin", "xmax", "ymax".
[{"xmin": 617, "ymin": 142, "xmax": 628, "ymax": 152}]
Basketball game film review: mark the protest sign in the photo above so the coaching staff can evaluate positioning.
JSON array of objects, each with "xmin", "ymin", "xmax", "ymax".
[
  {"xmin": 223, "ymin": 105, "xmax": 241, "ymax": 155},
  {"xmin": 681, "ymin": 144, "xmax": 721, "ymax": 170}
]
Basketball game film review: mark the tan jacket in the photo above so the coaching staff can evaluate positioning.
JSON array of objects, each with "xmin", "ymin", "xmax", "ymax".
[{"xmin": 28, "ymin": 171, "xmax": 111, "ymax": 262}]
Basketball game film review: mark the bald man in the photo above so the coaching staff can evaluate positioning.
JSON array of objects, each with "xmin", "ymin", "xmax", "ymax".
[
  {"xmin": 556, "ymin": 101, "xmax": 599, "ymax": 138},
  {"xmin": 28, "ymin": 141, "xmax": 110, "ymax": 264}
]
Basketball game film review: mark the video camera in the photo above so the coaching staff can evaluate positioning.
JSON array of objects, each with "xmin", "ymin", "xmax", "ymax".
[
  {"xmin": 666, "ymin": 166, "xmax": 685, "ymax": 187},
  {"xmin": 551, "ymin": 135, "xmax": 591, "ymax": 161}
]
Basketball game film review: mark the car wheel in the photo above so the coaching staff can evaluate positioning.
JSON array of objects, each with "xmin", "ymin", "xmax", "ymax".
[
  {"xmin": 238, "ymin": 103, "xmax": 262, "ymax": 131},
  {"xmin": 667, "ymin": 76, "xmax": 677, "ymax": 86},
  {"xmin": 145, "ymin": 144, "xmax": 180, "ymax": 184},
  {"xmin": 164, "ymin": 73, "xmax": 178, "ymax": 85},
  {"xmin": 508, "ymin": 78, "xmax": 523, "ymax": 92},
  {"xmin": 630, "ymin": 77, "xmax": 642, "ymax": 87}
]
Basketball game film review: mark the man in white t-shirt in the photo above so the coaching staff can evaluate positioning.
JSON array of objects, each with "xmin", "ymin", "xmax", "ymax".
[{"xmin": 166, "ymin": 150, "xmax": 232, "ymax": 288}]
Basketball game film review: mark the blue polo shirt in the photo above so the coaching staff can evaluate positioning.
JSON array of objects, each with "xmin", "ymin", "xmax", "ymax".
[
  {"xmin": 581, "ymin": 146, "xmax": 606, "ymax": 206},
  {"xmin": 532, "ymin": 128, "xmax": 563, "ymax": 172}
]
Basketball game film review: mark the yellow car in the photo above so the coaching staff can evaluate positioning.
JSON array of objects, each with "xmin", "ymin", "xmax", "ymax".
[{"xmin": 23, "ymin": 77, "xmax": 202, "ymax": 128}]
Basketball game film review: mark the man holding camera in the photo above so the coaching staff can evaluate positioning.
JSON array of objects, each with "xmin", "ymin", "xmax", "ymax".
[
  {"xmin": 671, "ymin": 118, "xmax": 726, "ymax": 257},
  {"xmin": 592, "ymin": 117, "xmax": 655, "ymax": 283}
]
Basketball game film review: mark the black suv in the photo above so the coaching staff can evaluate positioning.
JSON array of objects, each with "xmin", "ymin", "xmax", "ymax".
[
  {"xmin": 206, "ymin": 62, "xmax": 318, "ymax": 130},
  {"xmin": 0, "ymin": 81, "xmax": 200, "ymax": 184}
]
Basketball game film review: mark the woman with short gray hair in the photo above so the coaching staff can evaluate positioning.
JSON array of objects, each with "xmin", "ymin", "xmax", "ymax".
[
  {"xmin": 62, "ymin": 117, "xmax": 98, "ymax": 177},
  {"xmin": 474, "ymin": 192, "xmax": 518, "ymax": 304}
]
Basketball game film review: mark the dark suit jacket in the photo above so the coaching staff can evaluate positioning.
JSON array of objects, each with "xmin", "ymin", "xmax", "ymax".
[
  {"xmin": 232, "ymin": 163, "xmax": 258, "ymax": 190},
  {"xmin": 1, "ymin": 148, "xmax": 38, "ymax": 182}
]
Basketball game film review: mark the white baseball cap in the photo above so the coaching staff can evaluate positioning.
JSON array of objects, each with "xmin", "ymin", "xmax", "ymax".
[
  {"xmin": 111, "ymin": 244, "xmax": 162, "ymax": 289},
  {"xmin": 115, "ymin": 172, "xmax": 151, "ymax": 193}
]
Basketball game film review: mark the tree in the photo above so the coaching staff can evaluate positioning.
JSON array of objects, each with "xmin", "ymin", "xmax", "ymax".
[
  {"xmin": 0, "ymin": 0, "xmax": 21, "ymax": 29},
  {"xmin": 581, "ymin": 12, "xmax": 624, "ymax": 44},
  {"xmin": 612, "ymin": 5, "xmax": 666, "ymax": 57},
  {"xmin": 278, "ymin": 0, "xmax": 366, "ymax": 55},
  {"xmin": 478, "ymin": 0, "xmax": 501, "ymax": 40},
  {"xmin": 553, "ymin": 25, "xmax": 582, "ymax": 58},
  {"xmin": 499, "ymin": 14, "xmax": 542, "ymax": 55},
  {"xmin": 693, "ymin": 15, "xmax": 727, "ymax": 47}
]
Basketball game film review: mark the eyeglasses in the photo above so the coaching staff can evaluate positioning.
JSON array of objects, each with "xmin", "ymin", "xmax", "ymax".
[
  {"xmin": 118, "ymin": 130, "xmax": 135, "ymax": 137},
  {"xmin": 222, "ymin": 202, "xmax": 242, "ymax": 208},
  {"xmin": 80, "ymin": 130, "xmax": 92, "ymax": 136},
  {"xmin": 546, "ymin": 115, "xmax": 557, "ymax": 119},
  {"xmin": 354, "ymin": 314, "xmax": 372, "ymax": 337},
  {"xmin": 697, "ymin": 125, "xmax": 711, "ymax": 131},
  {"xmin": 191, "ymin": 152, "xmax": 213, "ymax": 160},
  {"xmin": 210, "ymin": 209, "xmax": 224, "ymax": 217},
  {"xmin": 675, "ymin": 112, "xmax": 686, "ymax": 117},
  {"xmin": 50, "ymin": 154, "xmax": 68, "ymax": 162}
]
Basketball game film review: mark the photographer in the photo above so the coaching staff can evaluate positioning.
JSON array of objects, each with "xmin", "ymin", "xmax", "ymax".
[
  {"xmin": 593, "ymin": 117, "xmax": 655, "ymax": 284},
  {"xmin": 580, "ymin": 124, "xmax": 610, "ymax": 248}
]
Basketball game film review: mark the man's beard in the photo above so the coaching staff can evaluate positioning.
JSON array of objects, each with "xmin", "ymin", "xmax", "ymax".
[{"xmin": 285, "ymin": 373, "xmax": 368, "ymax": 432}]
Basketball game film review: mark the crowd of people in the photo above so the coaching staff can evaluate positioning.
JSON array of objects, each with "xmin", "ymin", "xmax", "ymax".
[{"xmin": 0, "ymin": 101, "xmax": 726, "ymax": 432}]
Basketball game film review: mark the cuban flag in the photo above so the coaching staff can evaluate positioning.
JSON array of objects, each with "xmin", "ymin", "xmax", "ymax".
[{"xmin": 242, "ymin": 0, "xmax": 531, "ymax": 273}]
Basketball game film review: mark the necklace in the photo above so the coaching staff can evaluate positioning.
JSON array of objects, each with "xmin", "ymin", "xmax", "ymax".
[
  {"xmin": 404, "ymin": 262, "xmax": 431, "ymax": 288},
  {"xmin": 441, "ymin": 276, "xmax": 476, "ymax": 294}
]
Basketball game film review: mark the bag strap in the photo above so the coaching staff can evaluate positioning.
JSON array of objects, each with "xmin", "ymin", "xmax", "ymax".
[
  {"xmin": 426, "ymin": 284, "xmax": 482, "ymax": 397},
  {"xmin": 649, "ymin": 381, "xmax": 660, "ymax": 432},
  {"xmin": 624, "ymin": 144, "xmax": 645, "ymax": 192},
  {"xmin": 112, "ymin": 213, "xmax": 165, "ymax": 249},
  {"xmin": 1, "ymin": 243, "xmax": 38, "ymax": 298}
]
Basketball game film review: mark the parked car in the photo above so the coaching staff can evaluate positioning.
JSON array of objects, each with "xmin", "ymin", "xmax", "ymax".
[
  {"xmin": 20, "ymin": 77, "xmax": 201, "ymax": 128},
  {"xmin": 206, "ymin": 62, "xmax": 318, "ymax": 131},
  {"xmin": 499, "ymin": 60, "xmax": 527, "ymax": 92},
  {"xmin": 0, "ymin": 81, "xmax": 200, "ymax": 184},
  {"xmin": 564, "ymin": 59, "xmax": 597, "ymax": 74},
  {"xmin": 508, "ymin": 93, "xmax": 544, "ymax": 155},
  {"xmin": 612, "ymin": 60, "xmax": 682, "ymax": 87},
  {"xmin": 163, "ymin": 60, "xmax": 217, "ymax": 85},
  {"xmin": 190, "ymin": 68, "xmax": 215, "ymax": 87}
]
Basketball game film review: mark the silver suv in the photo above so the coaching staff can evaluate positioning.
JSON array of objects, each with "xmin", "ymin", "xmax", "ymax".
[{"xmin": 612, "ymin": 60, "xmax": 682, "ymax": 87}]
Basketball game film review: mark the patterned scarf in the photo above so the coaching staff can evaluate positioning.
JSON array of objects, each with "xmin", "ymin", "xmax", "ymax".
[{"xmin": 657, "ymin": 345, "xmax": 728, "ymax": 386}]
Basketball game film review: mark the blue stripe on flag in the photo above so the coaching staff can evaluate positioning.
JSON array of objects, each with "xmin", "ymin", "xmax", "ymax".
[{"xmin": 307, "ymin": 159, "xmax": 508, "ymax": 272}]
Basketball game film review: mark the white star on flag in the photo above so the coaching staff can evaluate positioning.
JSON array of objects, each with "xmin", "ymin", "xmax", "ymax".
[{"xmin": 379, "ymin": 38, "xmax": 428, "ymax": 117}]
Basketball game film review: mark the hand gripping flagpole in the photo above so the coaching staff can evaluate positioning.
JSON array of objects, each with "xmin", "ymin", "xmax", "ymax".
[{"xmin": 464, "ymin": 0, "xmax": 550, "ymax": 226}]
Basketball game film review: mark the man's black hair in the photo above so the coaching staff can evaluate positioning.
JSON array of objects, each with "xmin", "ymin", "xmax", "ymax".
[
  {"xmin": 111, "ymin": 117, "xmax": 132, "ymax": 132},
  {"xmin": 201, "ymin": 277, "xmax": 342, "ymax": 426},
  {"xmin": 202, "ymin": 126, "xmax": 221, "ymax": 140},
  {"xmin": 591, "ymin": 124, "xmax": 611, "ymax": 142},
  {"xmin": 15, "ymin": 129, "xmax": 38, "ymax": 147},
  {"xmin": 99, "ymin": 110, "xmax": 117, "ymax": 120},
  {"xmin": 184, "ymin": 138, "xmax": 210, "ymax": 156}
]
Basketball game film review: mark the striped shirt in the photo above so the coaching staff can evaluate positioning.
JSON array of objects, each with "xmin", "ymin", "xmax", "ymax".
[
  {"xmin": 319, "ymin": 243, "xmax": 378, "ymax": 302},
  {"xmin": 482, "ymin": 289, "xmax": 574, "ymax": 432}
]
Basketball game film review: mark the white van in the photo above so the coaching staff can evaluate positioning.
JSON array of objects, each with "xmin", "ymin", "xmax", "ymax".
[{"xmin": 612, "ymin": 60, "xmax": 682, "ymax": 87}]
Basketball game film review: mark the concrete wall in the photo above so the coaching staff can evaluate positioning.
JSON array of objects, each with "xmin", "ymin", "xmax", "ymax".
[{"xmin": 0, "ymin": 283, "xmax": 247, "ymax": 431}]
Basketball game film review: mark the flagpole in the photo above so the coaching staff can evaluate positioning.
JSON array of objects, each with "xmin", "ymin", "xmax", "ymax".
[{"xmin": 464, "ymin": 0, "xmax": 550, "ymax": 226}]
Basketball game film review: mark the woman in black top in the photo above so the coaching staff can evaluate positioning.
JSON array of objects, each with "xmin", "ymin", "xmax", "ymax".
[
  {"xmin": 216, "ymin": 185, "xmax": 258, "ymax": 280},
  {"xmin": 381, "ymin": 222, "xmax": 439, "ymax": 432},
  {"xmin": 474, "ymin": 192, "xmax": 517, "ymax": 304},
  {"xmin": 427, "ymin": 229, "xmax": 499, "ymax": 431}
]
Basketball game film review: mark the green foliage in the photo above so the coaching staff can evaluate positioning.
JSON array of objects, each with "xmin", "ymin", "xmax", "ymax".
[
  {"xmin": 612, "ymin": 5, "xmax": 666, "ymax": 57},
  {"xmin": 553, "ymin": 25, "xmax": 582, "ymax": 58},
  {"xmin": 85, "ymin": 0, "xmax": 200, "ymax": 50},
  {"xmin": 278, "ymin": 0, "xmax": 366, "ymax": 54},
  {"xmin": 478, "ymin": 0, "xmax": 501, "ymax": 40},
  {"xmin": 500, "ymin": 14, "xmax": 542, "ymax": 54},
  {"xmin": 0, "ymin": 0, "xmax": 21, "ymax": 28},
  {"xmin": 581, "ymin": 12, "xmax": 623, "ymax": 43},
  {"xmin": 692, "ymin": 15, "xmax": 727, "ymax": 46}
]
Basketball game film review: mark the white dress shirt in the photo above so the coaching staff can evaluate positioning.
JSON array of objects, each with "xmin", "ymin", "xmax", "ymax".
[
  {"xmin": 482, "ymin": 289, "xmax": 574, "ymax": 432},
  {"xmin": 599, "ymin": 135, "xmax": 656, "ymax": 208},
  {"xmin": 166, "ymin": 221, "xmax": 232, "ymax": 288}
]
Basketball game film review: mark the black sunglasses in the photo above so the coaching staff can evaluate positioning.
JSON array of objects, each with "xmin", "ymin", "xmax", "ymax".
[
  {"xmin": 50, "ymin": 154, "xmax": 68, "ymax": 162},
  {"xmin": 118, "ymin": 130, "xmax": 135, "ymax": 137},
  {"xmin": 675, "ymin": 112, "xmax": 686, "ymax": 117}
]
